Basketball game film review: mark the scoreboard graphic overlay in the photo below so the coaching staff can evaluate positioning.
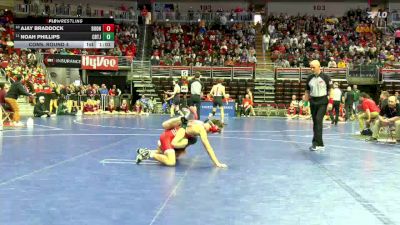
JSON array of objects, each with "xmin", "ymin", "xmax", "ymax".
[{"xmin": 14, "ymin": 18, "xmax": 115, "ymax": 49}]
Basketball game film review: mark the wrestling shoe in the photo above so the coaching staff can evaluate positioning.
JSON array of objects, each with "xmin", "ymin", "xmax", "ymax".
[
  {"xmin": 309, "ymin": 145, "xmax": 325, "ymax": 151},
  {"xmin": 136, "ymin": 148, "xmax": 150, "ymax": 164}
]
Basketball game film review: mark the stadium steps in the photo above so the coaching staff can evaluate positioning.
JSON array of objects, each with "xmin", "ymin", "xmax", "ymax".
[
  {"xmin": 130, "ymin": 76, "xmax": 160, "ymax": 102},
  {"xmin": 136, "ymin": 25, "xmax": 153, "ymax": 61},
  {"xmin": 255, "ymin": 33, "xmax": 273, "ymax": 64},
  {"xmin": 255, "ymin": 33, "xmax": 265, "ymax": 64},
  {"xmin": 253, "ymin": 78, "xmax": 275, "ymax": 104}
]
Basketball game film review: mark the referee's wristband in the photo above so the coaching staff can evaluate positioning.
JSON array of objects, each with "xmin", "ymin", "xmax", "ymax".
[{"xmin": 329, "ymin": 98, "xmax": 334, "ymax": 104}]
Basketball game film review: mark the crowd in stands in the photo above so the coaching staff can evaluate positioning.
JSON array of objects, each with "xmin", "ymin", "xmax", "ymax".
[
  {"xmin": 150, "ymin": 22, "xmax": 257, "ymax": 67},
  {"xmin": 153, "ymin": 5, "xmax": 255, "ymax": 22},
  {"xmin": 264, "ymin": 9, "xmax": 400, "ymax": 69},
  {"xmin": 0, "ymin": 10, "xmax": 47, "ymax": 91},
  {"xmin": 16, "ymin": 1, "xmax": 137, "ymax": 20}
]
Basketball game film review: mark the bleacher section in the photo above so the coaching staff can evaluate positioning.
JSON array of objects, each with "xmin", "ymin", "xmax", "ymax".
[{"xmin": 152, "ymin": 77, "xmax": 254, "ymax": 104}]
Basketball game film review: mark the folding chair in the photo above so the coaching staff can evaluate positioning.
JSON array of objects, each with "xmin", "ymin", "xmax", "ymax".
[{"xmin": 1, "ymin": 104, "xmax": 13, "ymax": 126}]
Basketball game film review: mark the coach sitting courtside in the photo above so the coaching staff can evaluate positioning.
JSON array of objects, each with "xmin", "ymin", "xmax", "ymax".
[
  {"xmin": 369, "ymin": 96, "xmax": 400, "ymax": 141},
  {"xmin": 5, "ymin": 75, "xmax": 35, "ymax": 126}
]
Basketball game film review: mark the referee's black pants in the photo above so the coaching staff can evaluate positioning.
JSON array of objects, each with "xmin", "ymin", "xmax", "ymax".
[
  {"xmin": 329, "ymin": 101, "xmax": 341, "ymax": 124},
  {"xmin": 310, "ymin": 101, "xmax": 328, "ymax": 147},
  {"xmin": 189, "ymin": 94, "xmax": 201, "ymax": 119}
]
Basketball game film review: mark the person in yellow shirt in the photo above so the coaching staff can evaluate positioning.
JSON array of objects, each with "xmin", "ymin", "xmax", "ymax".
[
  {"xmin": 356, "ymin": 25, "xmax": 362, "ymax": 33},
  {"xmin": 337, "ymin": 59, "xmax": 347, "ymax": 68}
]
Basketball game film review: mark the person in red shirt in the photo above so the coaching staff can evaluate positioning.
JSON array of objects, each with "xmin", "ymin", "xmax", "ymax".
[
  {"xmin": 141, "ymin": 6, "xmax": 148, "ymax": 18},
  {"xmin": 0, "ymin": 83, "xmax": 9, "ymax": 106},
  {"xmin": 358, "ymin": 92, "xmax": 380, "ymax": 133},
  {"xmin": 108, "ymin": 88, "xmax": 116, "ymax": 96},
  {"xmin": 242, "ymin": 94, "xmax": 254, "ymax": 117}
]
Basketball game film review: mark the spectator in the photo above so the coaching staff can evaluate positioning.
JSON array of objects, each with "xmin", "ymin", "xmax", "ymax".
[
  {"xmin": 139, "ymin": 94, "xmax": 149, "ymax": 112},
  {"xmin": 337, "ymin": 58, "xmax": 347, "ymax": 68},
  {"xmin": 287, "ymin": 95, "xmax": 299, "ymax": 119},
  {"xmin": 0, "ymin": 83, "xmax": 9, "ymax": 106},
  {"xmin": 5, "ymin": 75, "xmax": 34, "ymax": 126},
  {"xmin": 262, "ymin": 33, "xmax": 270, "ymax": 53},
  {"xmin": 358, "ymin": 93, "xmax": 380, "ymax": 134},
  {"xmin": 370, "ymin": 96, "xmax": 400, "ymax": 141},
  {"xmin": 395, "ymin": 91, "xmax": 400, "ymax": 103},
  {"xmin": 395, "ymin": 28, "xmax": 400, "ymax": 45},
  {"xmin": 105, "ymin": 98, "xmax": 117, "ymax": 114},
  {"xmin": 329, "ymin": 82, "xmax": 342, "ymax": 125},
  {"xmin": 379, "ymin": 91, "xmax": 389, "ymax": 110},
  {"xmin": 299, "ymin": 94, "xmax": 311, "ymax": 119},
  {"xmin": 344, "ymin": 86, "xmax": 354, "ymax": 121},
  {"xmin": 242, "ymin": 94, "xmax": 253, "ymax": 117},
  {"xmin": 327, "ymin": 57, "xmax": 337, "ymax": 68},
  {"xmin": 134, "ymin": 100, "xmax": 144, "ymax": 115}
]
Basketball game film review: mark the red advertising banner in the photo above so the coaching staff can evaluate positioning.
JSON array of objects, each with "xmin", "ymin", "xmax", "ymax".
[{"xmin": 81, "ymin": 55, "xmax": 118, "ymax": 71}]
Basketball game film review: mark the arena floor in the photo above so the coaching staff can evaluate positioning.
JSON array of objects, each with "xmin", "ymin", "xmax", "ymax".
[{"xmin": 0, "ymin": 115, "xmax": 399, "ymax": 225}]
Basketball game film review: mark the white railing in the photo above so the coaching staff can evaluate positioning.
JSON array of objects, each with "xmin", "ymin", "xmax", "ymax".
[
  {"xmin": 275, "ymin": 67, "xmax": 348, "ymax": 81},
  {"xmin": 153, "ymin": 11, "xmax": 254, "ymax": 22},
  {"xmin": 391, "ymin": 11, "xmax": 400, "ymax": 24},
  {"xmin": 381, "ymin": 69, "xmax": 400, "ymax": 82},
  {"xmin": 150, "ymin": 65, "xmax": 254, "ymax": 79}
]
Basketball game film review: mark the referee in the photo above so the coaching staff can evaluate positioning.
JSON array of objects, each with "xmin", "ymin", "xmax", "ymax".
[
  {"xmin": 189, "ymin": 72, "xmax": 203, "ymax": 119},
  {"xmin": 305, "ymin": 60, "xmax": 334, "ymax": 151}
]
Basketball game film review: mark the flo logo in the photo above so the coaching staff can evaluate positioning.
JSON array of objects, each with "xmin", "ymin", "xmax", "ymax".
[{"xmin": 367, "ymin": 11, "xmax": 388, "ymax": 19}]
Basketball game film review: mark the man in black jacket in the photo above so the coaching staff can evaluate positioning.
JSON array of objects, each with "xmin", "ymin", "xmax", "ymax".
[
  {"xmin": 5, "ymin": 75, "xmax": 34, "ymax": 126},
  {"xmin": 34, "ymin": 96, "xmax": 51, "ymax": 117},
  {"xmin": 370, "ymin": 96, "xmax": 400, "ymax": 141}
]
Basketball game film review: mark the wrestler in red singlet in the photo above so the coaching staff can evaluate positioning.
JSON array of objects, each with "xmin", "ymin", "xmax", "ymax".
[{"xmin": 159, "ymin": 126, "xmax": 195, "ymax": 152}]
